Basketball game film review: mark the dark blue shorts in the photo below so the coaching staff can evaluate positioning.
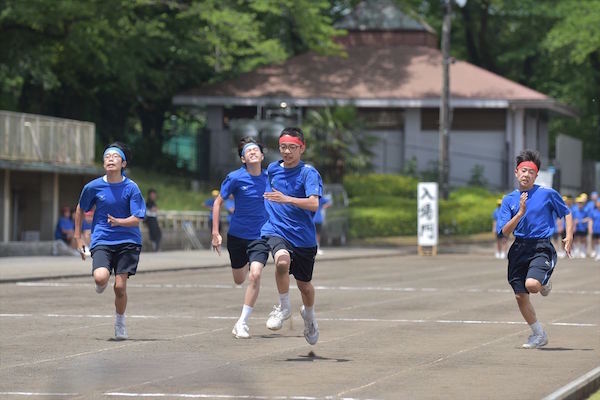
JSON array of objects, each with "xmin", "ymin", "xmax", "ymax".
[
  {"xmin": 247, "ymin": 236, "xmax": 317, "ymax": 282},
  {"xmin": 507, "ymin": 238, "xmax": 556, "ymax": 294},
  {"xmin": 91, "ymin": 243, "xmax": 141, "ymax": 277},
  {"xmin": 227, "ymin": 234, "xmax": 253, "ymax": 269}
]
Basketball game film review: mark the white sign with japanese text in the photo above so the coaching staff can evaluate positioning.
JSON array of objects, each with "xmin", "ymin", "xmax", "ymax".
[{"xmin": 417, "ymin": 182, "xmax": 438, "ymax": 246}]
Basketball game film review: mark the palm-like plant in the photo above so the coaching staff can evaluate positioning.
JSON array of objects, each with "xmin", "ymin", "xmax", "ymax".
[{"xmin": 303, "ymin": 106, "xmax": 377, "ymax": 183}]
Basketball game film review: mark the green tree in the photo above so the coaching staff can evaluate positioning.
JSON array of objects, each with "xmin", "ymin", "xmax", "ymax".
[
  {"xmin": 302, "ymin": 106, "xmax": 377, "ymax": 183},
  {"xmin": 0, "ymin": 0, "xmax": 343, "ymax": 167}
]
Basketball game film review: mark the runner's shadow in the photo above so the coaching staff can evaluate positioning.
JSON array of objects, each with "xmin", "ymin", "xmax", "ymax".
[
  {"xmin": 101, "ymin": 338, "xmax": 167, "ymax": 342},
  {"xmin": 538, "ymin": 347, "xmax": 594, "ymax": 351},
  {"xmin": 282, "ymin": 351, "xmax": 351, "ymax": 363},
  {"xmin": 259, "ymin": 333, "xmax": 304, "ymax": 339}
]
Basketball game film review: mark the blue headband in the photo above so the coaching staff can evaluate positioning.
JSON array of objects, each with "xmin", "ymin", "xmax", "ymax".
[
  {"xmin": 242, "ymin": 143, "xmax": 260, "ymax": 157},
  {"xmin": 103, "ymin": 147, "xmax": 126, "ymax": 161}
]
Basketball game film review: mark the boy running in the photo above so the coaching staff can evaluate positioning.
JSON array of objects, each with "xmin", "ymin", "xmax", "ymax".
[
  {"xmin": 211, "ymin": 137, "xmax": 268, "ymax": 339},
  {"xmin": 245, "ymin": 127, "xmax": 323, "ymax": 345},
  {"xmin": 74, "ymin": 142, "xmax": 146, "ymax": 340},
  {"xmin": 497, "ymin": 150, "xmax": 572, "ymax": 349}
]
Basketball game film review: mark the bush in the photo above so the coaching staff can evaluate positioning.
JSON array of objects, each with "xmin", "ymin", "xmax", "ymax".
[
  {"xmin": 343, "ymin": 174, "xmax": 418, "ymax": 198},
  {"xmin": 343, "ymin": 174, "xmax": 500, "ymax": 238}
]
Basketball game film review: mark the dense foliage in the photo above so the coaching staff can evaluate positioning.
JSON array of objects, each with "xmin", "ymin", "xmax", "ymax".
[{"xmin": 344, "ymin": 174, "xmax": 498, "ymax": 238}]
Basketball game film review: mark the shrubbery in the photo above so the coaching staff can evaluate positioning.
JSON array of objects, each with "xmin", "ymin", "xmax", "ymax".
[{"xmin": 344, "ymin": 174, "xmax": 499, "ymax": 238}]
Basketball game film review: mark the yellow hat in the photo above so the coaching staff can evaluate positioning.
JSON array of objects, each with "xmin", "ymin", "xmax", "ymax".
[
  {"xmin": 575, "ymin": 195, "xmax": 585, "ymax": 203},
  {"xmin": 579, "ymin": 193, "xmax": 588, "ymax": 201},
  {"xmin": 211, "ymin": 189, "xmax": 219, "ymax": 197},
  {"xmin": 496, "ymin": 199, "xmax": 502, "ymax": 206}
]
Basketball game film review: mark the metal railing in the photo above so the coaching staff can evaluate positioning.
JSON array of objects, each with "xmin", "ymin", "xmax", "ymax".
[{"xmin": 0, "ymin": 110, "xmax": 95, "ymax": 165}]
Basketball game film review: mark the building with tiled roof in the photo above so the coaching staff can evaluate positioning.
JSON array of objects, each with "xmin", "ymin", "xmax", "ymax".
[{"xmin": 174, "ymin": 0, "xmax": 574, "ymax": 189}]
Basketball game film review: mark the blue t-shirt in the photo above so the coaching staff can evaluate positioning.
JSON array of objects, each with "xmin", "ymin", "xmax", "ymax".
[
  {"xmin": 260, "ymin": 160, "xmax": 323, "ymax": 247},
  {"xmin": 313, "ymin": 196, "xmax": 331, "ymax": 224},
  {"xmin": 219, "ymin": 166, "xmax": 268, "ymax": 240},
  {"xmin": 571, "ymin": 205, "xmax": 588, "ymax": 233},
  {"xmin": 590, "ymin": 208, "xmax": 600, "ymax": 234},
  {"xmin": 497, "ymin": 185, "xmax": 570, "ymax": 239},
  {"xmin": 491, "ymin": 207, "xmax": 500, "ymax": 222},
  {"xmin": 78, "ymin": 176, "xmax": 146, "ymax": 248},
  {"xmin": 82, "ymin": 218, "xmax": 92, "ymax": 231},
  {"xmin": 54, "ymin": 217, "xmax": 75, "ymax": 240}
]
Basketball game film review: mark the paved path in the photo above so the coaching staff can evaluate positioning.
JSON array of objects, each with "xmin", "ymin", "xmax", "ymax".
[{"xmin": 0, "ymin": 249, "xmax": 598, "ymax": 399}]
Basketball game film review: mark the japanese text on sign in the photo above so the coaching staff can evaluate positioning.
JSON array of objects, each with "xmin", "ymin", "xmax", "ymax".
[{"xmin": 417, "ymin": 182, "xmax": 438, "ymax": 246}]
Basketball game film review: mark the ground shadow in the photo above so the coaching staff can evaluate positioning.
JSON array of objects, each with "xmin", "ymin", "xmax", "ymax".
[
  {"xmin": 101, "ymin": 338, "xmax": 167, "ymax": 342},
  {"xmin": 538, "ymin": 347, "xmax": 594, "ymax": 352},
  {"xmin": 282, "ymin": 351, "xmax": 351, "ymax": 363}
]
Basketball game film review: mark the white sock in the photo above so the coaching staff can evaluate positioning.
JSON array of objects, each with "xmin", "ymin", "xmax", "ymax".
[
  {"xmin": 530, "ymin": 321, "xmax": 543, "ymax": 335},
  {"xmin": 116, "ymin": 313, "xmax": 125, "ymax": 325},
  {"xmin": 239, "ymin": 304, "xmax": 253, "ymax": 324},
  {"xmin": 303, "ymin": 306, "xmax": 315, "ymax": 321},
  {"xmin": 279, "ymin": 292, "xmax": 290, "ymax": 311}
]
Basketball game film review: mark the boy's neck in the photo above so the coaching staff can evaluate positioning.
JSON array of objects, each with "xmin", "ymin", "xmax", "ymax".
[
  {"xmin": 106, "ymin": 172, "xmax": 123, "ymax": 183},
  {"xmin": 246, "ymin": 162, "xmax": 262, "ymax": 176}
]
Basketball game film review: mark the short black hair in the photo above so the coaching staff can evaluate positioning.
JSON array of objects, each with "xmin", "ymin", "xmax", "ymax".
[
  {"xmin": 147, "ymin": 188, "xmax": 156, "ymax": 196},
  {"xmin": 516, "ymin": 150, "xmax": 541, "ymax": 170},
  {"xmin": 103, "ymin": 141, "xmax": 131, "ymax": 172},
  {"xmin": 237, "ymin": 136, "xmax": 264, "ymax": 157},
  {"xmin": 279, "ymin": 127, "xmax": 305, "ymax": 144}
]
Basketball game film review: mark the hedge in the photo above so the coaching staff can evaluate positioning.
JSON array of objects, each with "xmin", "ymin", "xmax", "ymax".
[{"xmin": 343, "ymin": 174, "xmax": 500, "ymax": 238}]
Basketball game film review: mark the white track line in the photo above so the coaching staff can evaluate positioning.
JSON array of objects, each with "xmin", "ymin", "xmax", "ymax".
[
  {"xmin": 104, "ymin": 393, "xmax": 377, "ymax": 399},
  {"xmin": 1, "ymin": 328, "xmax": 225, "ymax": 370},
  {"xmin": 3, "ymin": 313, "xmax": 595, "ymax": 327},
  {"xmin": 0, "ymin": 392, "xmax": 78, "ymax": 397},
  {"xmin": 14, "ymin": 281, "xmax": 600, "ymax": 295}
]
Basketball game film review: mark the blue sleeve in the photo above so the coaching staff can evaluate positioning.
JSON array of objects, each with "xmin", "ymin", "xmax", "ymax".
[
  {"xmin": 304, "ymin": 168, "xmax": 323, "ymax": 198},
  {"xmin": 220, "ymin": 174, "xmax": 235, "ymax": 199},
  {"xmin": 78, "ymin": 184, "xmax": 95, "ymax": 212},
  {"xmin": 496, "ymin": 199, "xmax": 512, "ymax": 235},
  {"xmin": 129, "ymin": 184, "xmax": 146, "ymax": 219},
  {"xmin": 551, "ymin": 190, "xmax": 570, "ymax": 218}
]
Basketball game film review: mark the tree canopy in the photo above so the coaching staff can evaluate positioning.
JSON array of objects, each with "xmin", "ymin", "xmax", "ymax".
[{"xmin": 1, "ymin": 0, "xmax": 598, "ymax": 166}]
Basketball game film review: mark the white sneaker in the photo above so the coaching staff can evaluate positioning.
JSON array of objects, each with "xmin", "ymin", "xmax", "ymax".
[
  {"xmin": 300, "ymin": 306, "xmax": 319, "ymax": 345},
  {"xmin": 114, "ymin": 322, "xmax": 128, "ymax": 340},
  {"xmin": 83, "ymin": 246, "xmax": 91, "ymax": 257},
  {"xmin": 232, "ymin": 321, "xmax": 250, "ymax": 339},
  {"xmin": 494, "ymin": 252, "xmax": 500, "ymax": 259},
  {"xmin": 522, "ymin": 331, "xmax": 548, "ymax": 349},
  {"xmin": 95, "ymin": 281, "xmax": 108, "ymax": 294},
  {"xmin": 540, "ymin": 281, "xmax": 552, "ymax": 297},
  {"xmin": 500, "ymin": 252, "xmax": 506, "ymax": 259},
  {"xmin": 317, "ymin": 249, "xmax": 324, "ymax": 255},
  {"xmin": 266, "ymin": 304, "xmax": 291, "ymax": 331}
]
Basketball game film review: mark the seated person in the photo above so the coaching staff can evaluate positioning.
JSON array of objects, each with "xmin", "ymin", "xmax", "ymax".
[{"xmin": 54, "ymin": 206, "xmax": 76, "ymax": 248}]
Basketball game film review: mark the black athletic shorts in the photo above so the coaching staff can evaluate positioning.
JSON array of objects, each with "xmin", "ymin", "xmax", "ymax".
[
  {"xmin": 593, "ymin": 233, "xmax": 600, "ymax": 239},
  {"xmin": 91, "ymin": 243, "xmax": 141, "ymax": 277},
  {"xmin": 507, "ymin": 238, "xmax": 556, "ymax": 294},
  {"xmin": 247, "ymin": 236, "xmax": 317, "ymax": 282},
  {"xmin": 227, "ymin": 233, "xmax": 252, "ymax": 269},
  {"xmin": 574, "ymin": 231, "xmax": 587, "ymax": 237}
]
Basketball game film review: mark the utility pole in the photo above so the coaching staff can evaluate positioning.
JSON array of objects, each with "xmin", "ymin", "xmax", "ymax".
[{"xmin": 439, "ymin": 0, "xmax": 452, "ymax": 200}]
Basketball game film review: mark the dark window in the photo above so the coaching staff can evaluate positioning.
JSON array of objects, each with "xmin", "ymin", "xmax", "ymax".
[{"xmin": 421, "ymin": 108, "xmax": 506, "ymax": 131}]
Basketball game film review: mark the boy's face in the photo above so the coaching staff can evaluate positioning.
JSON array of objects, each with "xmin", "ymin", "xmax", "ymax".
[
  {"xmin": 515, "ymin": 165, "xmax": 537, "ymax": 190},
  {"xmin": 241, "ymin": 145, "xmax": 264, "ymax": 165},
  {"xmin": 279, "ymin": 142, "xmax": 304, "ymax": 165}
]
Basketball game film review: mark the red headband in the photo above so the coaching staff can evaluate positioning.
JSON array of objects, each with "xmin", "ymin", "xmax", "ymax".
[
  {"xmin": 279, "ymin": 135, "xmax": 304, "ymax": 147},
  {"xmin": 516, "ymin": 161, "xmax": 538, "ymax": 173}
]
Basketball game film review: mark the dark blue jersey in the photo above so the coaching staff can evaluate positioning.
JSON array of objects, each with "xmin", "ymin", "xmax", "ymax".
[
  {"xmin": 497, "ymin": 185, "xmax": 570, "ymax": 239},
  {"xmin": 78, "ymin": 176, "xmax": 146, "ymax": 248},
  {"xmin": 219, "ymin": 166, "xmax": 267, "ymax": 240},
  {"xmin": 261, "ymin": 160, "xmax": 323, "ymax": 247}
]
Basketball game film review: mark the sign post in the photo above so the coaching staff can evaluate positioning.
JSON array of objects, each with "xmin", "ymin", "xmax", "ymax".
[{"xmin": 417, "ymin": 182, "xmax": 438, "ymax": 256}]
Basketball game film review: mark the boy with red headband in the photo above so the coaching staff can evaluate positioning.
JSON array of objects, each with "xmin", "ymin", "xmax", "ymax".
[
  {"xmin": 246, "ymin": 127, "xmax": 323, "ymax": 345},
  {"xmin": 497, "ymin": 150, "xmax": 573, "ymax": 349}
]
